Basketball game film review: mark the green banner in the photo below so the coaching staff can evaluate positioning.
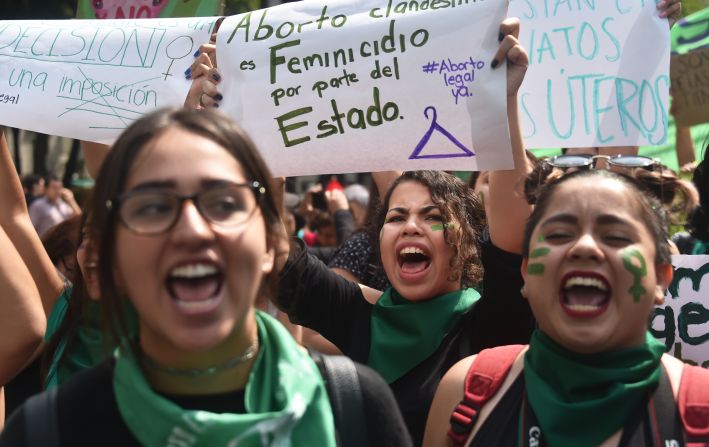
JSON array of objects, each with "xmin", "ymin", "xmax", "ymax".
[
  {"xmin": 76, "ymin": 0, "xmax": 223, "ymax": 19},
  {"xmin": 671, "ymin": 7, "xmax": 709, "ymax": 54}
]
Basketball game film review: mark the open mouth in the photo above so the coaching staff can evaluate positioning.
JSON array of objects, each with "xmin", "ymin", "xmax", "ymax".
[
  {"xmin": 397, "ymin": 246, "xmax": 431, "ymax": 276},
  {"xmin": 166, "ymin": 263, "xmax": 223, "ymax": 313},
  {"xmin": 560, "ymin": 273, "xmax": 611, "ymax": 318}
]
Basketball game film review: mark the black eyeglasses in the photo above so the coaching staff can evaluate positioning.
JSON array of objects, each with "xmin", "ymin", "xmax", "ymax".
[
  {"xmin": 546, "ymin": 154, "xmax": 658, "ymax": 170},
  {"xmin": 107, "ymin": 182, "xmax": 266, "ymax": 235}
]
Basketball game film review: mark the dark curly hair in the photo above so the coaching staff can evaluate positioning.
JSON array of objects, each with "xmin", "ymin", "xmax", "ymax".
[
  {"xmin": 524, "ymin": 158, "xmax": 698, "ymax": 222},
  {"xmin": 371, "ymin": 171, "xmax": 485, "ymax": 288}
]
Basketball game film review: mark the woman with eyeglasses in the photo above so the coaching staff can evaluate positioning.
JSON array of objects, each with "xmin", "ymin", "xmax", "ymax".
[
  {"xmin": 0, "ymin": 108, "xmax": 410, "ymax": 447},
  {"xmin": 424, "ymin": 168, "xmax": 709, "ymax": 447}
]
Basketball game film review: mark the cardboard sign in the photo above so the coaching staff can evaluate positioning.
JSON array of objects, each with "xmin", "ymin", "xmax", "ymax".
[
  {"xmin": 650, "ymin": 255, "xmax": 709, "ymax": 368},
  {"xmin": 670, "ymin": 47, "xmax": 709, "ymax": 127},
  {"xmin": 0, "ymin": 17, "xmax": 217, "ymax": 143},
  {"xmin": 217, "ymin": 0, "xmax": 512, "ymax": 176},
  {"xmin": 509, "ymin": 0, "xmax": 672, "ymax": 148}
]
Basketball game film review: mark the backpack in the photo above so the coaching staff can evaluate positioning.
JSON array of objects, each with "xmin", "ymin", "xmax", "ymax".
[
  {"xmin": 22, "ymin": 353, "xmax": 367, "ymax": 447},
  {"xmin": 448, "ymin": 345, "xmax": 709, "ymax": 447}
]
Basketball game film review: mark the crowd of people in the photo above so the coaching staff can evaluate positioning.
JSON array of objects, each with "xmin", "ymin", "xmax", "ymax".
[{"xmin": 2, "ymin": 0, "xmax": 709, "ymax": 446}]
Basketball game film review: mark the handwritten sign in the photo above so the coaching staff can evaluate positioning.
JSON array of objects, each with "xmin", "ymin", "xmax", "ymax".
[
  {"xmin": 76, "ymin": 0, "xmax": 224, "ymax": 20},
  {"xmin": 509, "ymin": 0, "xmax": 671, "ymax": 148},
  {"xmin": 671, "ymin": 47, "xmax": 709, "ymax": 127},
  {"xmin": 0, "ymin": 18, "xmax": 217, "ymax": 143},
  {"xmin": 217, "ymin": 0, "xmax": 511, "ymax": 176},
  {"xmin": 650, "ymin": 255, "xmax": 709, "ymax": 368}
]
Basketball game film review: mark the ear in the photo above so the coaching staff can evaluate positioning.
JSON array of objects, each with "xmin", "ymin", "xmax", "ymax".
[
  {"xmin": 261, "ymin": 245, "xmax": 275, "ymax": 275},
  {"xmin": 653, "ymin": 263, "xmax": 673, "ymax": 306},
  {"xmin": 520, "ymin": 258, "xmax": 529, "ymax": 301}
]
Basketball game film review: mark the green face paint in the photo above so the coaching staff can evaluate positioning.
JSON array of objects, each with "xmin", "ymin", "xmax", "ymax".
[
  {"xmin": 526, "ymin": 234, "xmax": 549, "ymax": 275},
  {"xmin": 526, "ymin": 263, "xmax": 545, "ymax": 275},
  {"xmin": 530, "ymin": 247, "xmax": 550, "ymax": 258},
  {"xmin": 621, "ymin": 248, "xmax": 648, "ymax": 302},
  {"xmin": 431, "ymin": 223, "xmax": 455, "ymax": 231}
]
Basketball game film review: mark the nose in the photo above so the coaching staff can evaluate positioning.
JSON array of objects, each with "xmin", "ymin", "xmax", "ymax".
[
  {"xmin": 567, "ymin": 233, "xmax": 604, "ymax": 262},
  {"xmin": 171, "ymin": 199, "xmax": 215, "ymax": 245},
  {"xmin": 401, "ymin": 215, "xmax": 423, "ymax": 236}
]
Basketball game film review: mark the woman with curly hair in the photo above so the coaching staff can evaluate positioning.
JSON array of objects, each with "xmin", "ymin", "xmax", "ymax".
[{"xmin": 274, "ymin": 19, "xmax": 537, "ymax": 445}]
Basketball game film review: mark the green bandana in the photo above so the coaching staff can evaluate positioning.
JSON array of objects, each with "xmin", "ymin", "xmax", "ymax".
[
  {"xmin": 45, "ymin": 288, "xmax": 105, "ymax": 389},
  {"xmin": 114, "ymin": 311, "xmax": 337, "ymax": 447},
  {"xmin": 368, "ymin": 287, "xmax": 480, "ymax": 383},
  {"xmin": 524, "ymin": 330, "xmax": 665, "ymax": 447}
]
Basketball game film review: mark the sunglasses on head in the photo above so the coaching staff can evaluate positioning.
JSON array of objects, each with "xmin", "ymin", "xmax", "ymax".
[{"xmin": 546, "ymin": 154, "xmax": 658, "ymax": 171}]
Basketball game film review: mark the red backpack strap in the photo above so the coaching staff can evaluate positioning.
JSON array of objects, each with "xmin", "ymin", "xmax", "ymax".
[
  {"xmin": 447, "ymin": 345, "xmax": 525, "ymax": 447},
  {"xmin": 679, "ymin": 364, "xmax": 709, "ymax": 445}
]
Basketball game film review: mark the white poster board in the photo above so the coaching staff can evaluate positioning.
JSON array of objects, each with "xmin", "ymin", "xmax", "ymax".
[
  {"xmin": 0, "ymin": 17, "xmax": 217, "ymax": 143},
  {"xmin": 217, "ymin": 0, "xmax": 511, "ymax": 176},
  {"xmin": 509, "ymin": 0, "xmax": 671, "ymax": 148},
  {"xmin": 650, "ymin": 255, "xmax": 709, "ymax": 368}
]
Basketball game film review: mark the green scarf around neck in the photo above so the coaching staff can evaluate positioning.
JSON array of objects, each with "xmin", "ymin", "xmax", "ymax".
[
  {"xmin": 114, "ymin": 311, "xmax": 336, "ymax": 447},
  {"xmin": 368, "ymin": 287, "xmax": 480, "ymax": 383},
  {"xmin": 524, "ymin": 330, "xmax": 665, "ymax": 447}
]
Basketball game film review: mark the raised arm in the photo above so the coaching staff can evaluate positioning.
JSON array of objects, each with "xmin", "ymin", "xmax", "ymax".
[
  {"xmin": 80, "ymin": 140, "xmax": 110, "ymax": 179},
  {"xmin": 0, "ymin": 128, "xmax": 64, "ymax": 315},
  {"xmin": 0, "ymin": 223, "xmax": 45, "ymax": 385},
  {"xmin": 486, "ymin": 18, "xmax": 532, "ymax": 255}
]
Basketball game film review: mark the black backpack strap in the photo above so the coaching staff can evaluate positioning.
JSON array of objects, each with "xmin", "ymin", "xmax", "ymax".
[
  {"xmin": 23, "ymin": 387, "xmax": 60, "ymax": 447},
  {"xmin": 311, "ymin": 351, "xmax": 368, "ymax": 447}
]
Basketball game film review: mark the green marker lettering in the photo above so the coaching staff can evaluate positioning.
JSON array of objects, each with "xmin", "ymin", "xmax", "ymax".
[
  {"xmin": 622, "ymin": 248, "xmax": 647, "ymax": 302},
  {"xmin": 431, "ymin": 223, "xmax": 455, "ymax": 231},
  {"xmin": 527, "ymin": 263, "xmax": 545, "ymax": 275},
  {"xmin": 530, "ymin": 247, "xmax": 550, "ymax": 258}
]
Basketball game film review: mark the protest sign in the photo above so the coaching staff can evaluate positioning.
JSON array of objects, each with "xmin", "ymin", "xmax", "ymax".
[
  {"xmin": 509, "ymin": 0, "xmax": 671, "ymax": 148},
  {"xmin": 670, "ymin": 47, "xmax": 709, "ymax": 127},
  {"xmin": 76, "ymin": 0, "xmax": 224, "ymax": 19},
  {"xmin": 650, "ymin": 255, "xmax": 709, "ymax": 368},
  {"xmin": 217, "ymin": 0, "xmax": 511, "ymax": 176},
  {"xmin": 0, "ymin": 17, "xmax": 217, "ymax": 143}
]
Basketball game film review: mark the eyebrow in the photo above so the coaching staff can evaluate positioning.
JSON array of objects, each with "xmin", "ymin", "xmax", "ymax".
[
  {"xmin": 128, "ymin": 179, "xmax": 239, "ymax": 192},
  {"xmin": 540, "ymin": 214, "xmax": 577, "ymax": 227},
  {"xmin": 596, "ymin": 214, "xmax": 631, "ymax": 226},
  {"xmin": 540, "ymin": 213, "xmax": 631, "ymax": 227},
  {"xmin": 386, "ymin": 204, "xmax": 439, "ymax": 215}
]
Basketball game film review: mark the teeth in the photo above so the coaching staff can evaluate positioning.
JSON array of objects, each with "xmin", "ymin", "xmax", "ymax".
[
  {"xmin": 565, "ymin": 303, "xmax": 603, "ymax": 312},
  {"xmin": 170, "ymin": 264, "xmax": 218, "ymax": 279},
  {"xmin": 564, "ymin": 276, "xmax": 607, "ymax": 291},
  {"xmin": 399, "ymin": 247, "xmax": 425, "ymax": 256}
]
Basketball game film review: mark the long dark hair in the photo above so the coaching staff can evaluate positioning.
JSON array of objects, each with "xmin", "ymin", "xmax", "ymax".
[{"xmin": 90, "ymin": 108, "xmax": 283, "ymax": 354}]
